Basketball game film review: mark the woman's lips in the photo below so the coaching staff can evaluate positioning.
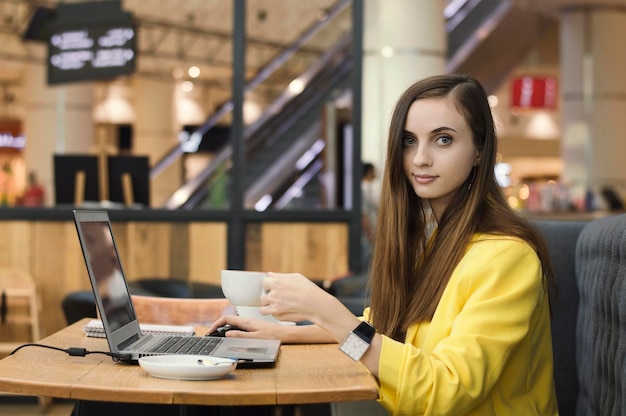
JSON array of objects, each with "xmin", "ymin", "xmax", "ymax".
[{"xmin": 414, "ymin": 174, "xmax": 436, "ymax": 184}]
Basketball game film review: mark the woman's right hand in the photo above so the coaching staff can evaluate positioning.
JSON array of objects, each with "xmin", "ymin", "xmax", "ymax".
[
  {"xmin": 206, "ymin": 314, "xmax": 338, "ymax": 345},
  {"xmin": 207, "ymin": 315, "xmax": 284, "ymax": 340}
]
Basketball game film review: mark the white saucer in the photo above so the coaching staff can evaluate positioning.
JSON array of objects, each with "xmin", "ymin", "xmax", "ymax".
[{"xmin": 138, "ymin": 355, "xmax": 237, "ymax": 380}]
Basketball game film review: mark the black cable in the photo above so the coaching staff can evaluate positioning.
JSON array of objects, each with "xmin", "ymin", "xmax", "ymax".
[{"xmin": 9, "ymin": 343, "xmax": 133, "ymax": 360}]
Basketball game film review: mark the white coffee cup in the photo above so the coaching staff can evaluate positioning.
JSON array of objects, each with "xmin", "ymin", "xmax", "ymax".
[
  {"xmin": 235, "ymin": 305, "xmax": 280, "ymax": 322},
  {"xmin": 236, "ymin": 306, "xmax": 296, "ymax": 326},
  {"xmin": 220, "ymin": 270, "xmax": 267, "ymax": 307}
]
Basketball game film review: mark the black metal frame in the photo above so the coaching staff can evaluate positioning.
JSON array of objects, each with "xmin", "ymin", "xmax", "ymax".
[{"xmin": 226, "ymin": 0, "xmax": 364, "ymax": 273}]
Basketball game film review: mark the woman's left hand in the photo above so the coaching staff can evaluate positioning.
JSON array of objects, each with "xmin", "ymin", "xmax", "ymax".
[{"xmin": 260, "ymin": 272, "xmax": 333, "ymax": 324}]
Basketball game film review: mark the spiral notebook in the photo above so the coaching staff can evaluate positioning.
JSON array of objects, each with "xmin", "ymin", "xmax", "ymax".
[{"xmin": 83, "ymin": 319, "xmax": 195, "ymax": 338}]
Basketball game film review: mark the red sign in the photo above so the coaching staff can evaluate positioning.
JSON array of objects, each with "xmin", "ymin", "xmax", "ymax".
[{"xmin": 511, "ymin": 76, "xmax": 558, "ymax": 110}]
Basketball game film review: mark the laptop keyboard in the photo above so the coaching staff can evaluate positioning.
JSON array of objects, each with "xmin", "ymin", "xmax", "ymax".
[{"xmin": 149, "ymin": 336, "xmax": 221, "ymax": 355}]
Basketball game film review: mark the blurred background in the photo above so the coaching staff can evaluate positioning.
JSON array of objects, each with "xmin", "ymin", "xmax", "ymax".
[{"xmin": 0, "ymin": 0, "xmax": 624, "ymax": 214}]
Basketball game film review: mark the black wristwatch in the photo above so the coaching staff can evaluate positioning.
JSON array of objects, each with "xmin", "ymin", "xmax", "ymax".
[{"xmin": 339, "ymin": 321, "xmax": 376, "ymax": 361}]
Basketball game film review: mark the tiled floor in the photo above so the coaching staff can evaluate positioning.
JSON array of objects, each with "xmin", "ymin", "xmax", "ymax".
[{"xmin": 0, "ymin": 395, "xmax": 75, "ymax": 416}]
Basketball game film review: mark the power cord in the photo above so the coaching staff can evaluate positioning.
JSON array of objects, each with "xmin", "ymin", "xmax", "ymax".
[{"xmin": 9, "ymin": 343, "xmax": 133, "ymax": 361}]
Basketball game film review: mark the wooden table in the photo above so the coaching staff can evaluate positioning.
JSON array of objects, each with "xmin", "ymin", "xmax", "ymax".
[{"xmin": 0, "ymin": 319, "xmax": 378, "ymax": 407}]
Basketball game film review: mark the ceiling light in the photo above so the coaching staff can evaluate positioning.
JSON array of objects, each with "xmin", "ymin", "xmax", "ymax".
[
  {"xmin": 525, "ymin": 111, "xmax": 559, "ymax": 139},
  {"xmin": 181, "ymin": 81, "xmax": 194, "ymax": 93},
  {"xmin": 381, "ymin": 46, "xmax": 394, "ymax": 58},
  {"xmin": 288, "ymin": 79, "xmax": 305, "ymax": 94},
  {"xmin": 188, "ymin": 66, "xmax": 200, "ymax": 78}
]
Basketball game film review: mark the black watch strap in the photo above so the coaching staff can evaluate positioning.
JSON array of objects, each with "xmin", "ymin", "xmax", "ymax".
[{"xmin": 353, "ymin": 321, "xmax": 376, "ymax": 343}]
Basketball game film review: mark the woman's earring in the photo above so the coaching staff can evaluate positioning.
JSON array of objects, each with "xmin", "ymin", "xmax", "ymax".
[{"xmin": 467, "ymin": 166, "xmax": 477, "ymax": 191}]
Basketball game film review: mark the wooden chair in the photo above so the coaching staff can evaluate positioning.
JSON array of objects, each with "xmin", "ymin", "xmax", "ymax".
[
  {"xmin": 0, "ymin": 267, "xmax": 41, "ymax": 355},
  {"xmin": 0, "ymin": 267, "xmax": 49, "ymax": 410},
  {"xmin": 130, "ymin": 295, "xmax": 235, "ymax": 326}
]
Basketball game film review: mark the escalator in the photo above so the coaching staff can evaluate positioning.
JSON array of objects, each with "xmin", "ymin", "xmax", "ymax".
[
  {"xmin": 155, "ymin": 0, "xmax": 557, "ymax": 210},
  {"xmin": 168, "ymin": 33, "xmax": 353, "ymax": 210}
]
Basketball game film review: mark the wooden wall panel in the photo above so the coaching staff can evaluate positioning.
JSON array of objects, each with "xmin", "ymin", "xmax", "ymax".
[
  {"xmin": 125, "ymin": 222, "xmax": 172, "ymax": 281},
  {"xmin": 64, "ymin": 222, "xmax": 93, "ymax": 293},
  {"xmin": 245, "ymin": 223, "xmax": 262, "ymax": 272},
  {"xmin": 0, "ymin": 222, "xmax": 30, "ymax": 270},
  {"xmin": 31, "ymin": 222, "xmax": 86, "ymax": 336},
  {"xmin": 0, "ymin": 219, "xmax": 348, "ymax": 339},
  {"xmin": 188, "ymin": 222, "xmax": 227, "ymax": 285},
  {"xmin": 260, "ymin": 223, "xmax": 349, "ymax": 280},
  {"xmin": 169, "ymin": 223, "xmax": 190, "ymax": 279}
]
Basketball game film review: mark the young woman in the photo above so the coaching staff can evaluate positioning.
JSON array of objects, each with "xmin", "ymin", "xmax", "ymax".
[{"xmin": 209, "ymin": 74, "xmax": 559, "ymax": 415}]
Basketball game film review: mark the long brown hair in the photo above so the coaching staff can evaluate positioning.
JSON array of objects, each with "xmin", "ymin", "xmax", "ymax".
[{"xmin": 368, "ymin": 74, "xmax": 556, "ymax": 340}]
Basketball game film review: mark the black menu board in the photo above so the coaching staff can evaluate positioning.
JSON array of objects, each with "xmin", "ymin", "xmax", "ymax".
[{"xmin": 47, "ymin": 0, "xmax": 136, "ymax": 85}]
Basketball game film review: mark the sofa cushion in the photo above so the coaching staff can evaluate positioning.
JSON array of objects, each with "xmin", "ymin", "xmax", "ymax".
[
  {"xmin": 534, "ymin": 220, "xmax": 588, "ymax": 416},
  {"xmin": 575, "ymin": 213, "xmax": 626, "ymax": 416}
]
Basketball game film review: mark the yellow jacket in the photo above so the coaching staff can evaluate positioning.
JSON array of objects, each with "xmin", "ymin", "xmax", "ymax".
[{"xmin": 369, "ymin": 234, "xmax": 559, "ymax": 415}]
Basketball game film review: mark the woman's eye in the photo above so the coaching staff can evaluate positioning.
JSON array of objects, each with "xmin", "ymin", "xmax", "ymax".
[
  {"xmin": 436, "ymin": 135, "xmax": 452, "ymax": 145},
  {"xmin": 403, "ymin": 136, "xmax": 416, "ymax": 146}
]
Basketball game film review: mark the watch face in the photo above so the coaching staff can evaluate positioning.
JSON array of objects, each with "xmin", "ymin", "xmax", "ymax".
[{"xmin": 340, "ymin": 332, "xmax": 370, "ymax": 361}]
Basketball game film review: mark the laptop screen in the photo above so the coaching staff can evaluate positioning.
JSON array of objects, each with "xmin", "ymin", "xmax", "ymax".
[{"xmin": 77, "ymin": 220, "xmax": 135, "ymax": 332}]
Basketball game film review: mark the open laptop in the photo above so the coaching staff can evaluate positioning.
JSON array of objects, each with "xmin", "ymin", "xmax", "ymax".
[{"xmin": 72, "ymin": 209, "xmax": 281, "ymax": 366}]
